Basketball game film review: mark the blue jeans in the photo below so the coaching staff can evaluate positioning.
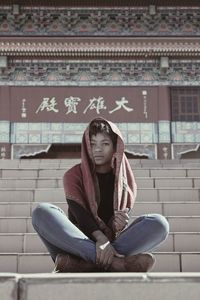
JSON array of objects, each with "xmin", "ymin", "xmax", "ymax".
[{"xmin": 32, "ymin": 203, "xmax": 169, "ymax": 263}]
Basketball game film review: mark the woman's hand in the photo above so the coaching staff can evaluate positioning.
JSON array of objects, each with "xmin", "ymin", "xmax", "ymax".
[
  {"xmin": 95, "ymin": 240, "xmax": 116, "ymax": 269},
  {"xmin": 92, "ymin": 230, "xmax": 123, "ymax": 269},
  {"xmin": 112, "ymin": 209, "xmax": 129, "ymax": 232}
]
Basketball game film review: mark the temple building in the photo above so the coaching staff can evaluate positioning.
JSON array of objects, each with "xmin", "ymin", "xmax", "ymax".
[{"xmin": 0, "ymin": 0, "xmax": 200, "ymax": 159}]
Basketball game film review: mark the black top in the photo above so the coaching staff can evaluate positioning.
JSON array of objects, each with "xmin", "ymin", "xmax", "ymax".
[
  {"xmin": 67, "ymin": 170, "xmax": 115, "ymax": 239},
  {"xmin": 96, "ymin": 171, "xmax": 114, "ymax": 223}
]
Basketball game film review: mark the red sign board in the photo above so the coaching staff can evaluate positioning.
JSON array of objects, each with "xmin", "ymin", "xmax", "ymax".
[{"xmin": 1, "ymin": 86, "xmax": 160, "ymax": 122}]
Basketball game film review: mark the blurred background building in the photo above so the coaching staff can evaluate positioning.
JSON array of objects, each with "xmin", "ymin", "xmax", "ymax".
[{"xmin": 0, "ymin": 0, "xmax": 200, "ymax": 159}]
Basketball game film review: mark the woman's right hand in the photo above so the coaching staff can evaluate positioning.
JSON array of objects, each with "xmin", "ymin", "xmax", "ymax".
[
  {"xmin": 95, "ymin": 240, "xmax": 116, "ymax": 269},
  {"xmin": 93, "ymin": 230, "xmax": 124, "ymax": 269}
]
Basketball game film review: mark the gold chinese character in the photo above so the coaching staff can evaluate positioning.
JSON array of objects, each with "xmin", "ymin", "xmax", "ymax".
[
  {"xmin": 35, "ymin": 97, "xmax": 59, "ymax": 114},
  {"xmin": 83, "ymin": 97, "xmax": 107, "ymax": 114},
  {"xmin": 109, "ymin": 97, "xmax": 134, "ymax": 114},
  {"xmin": 64, "ymin": 96, "xmax": 81, "ymax": 114}
]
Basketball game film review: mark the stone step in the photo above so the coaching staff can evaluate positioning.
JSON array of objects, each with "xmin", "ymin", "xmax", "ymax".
[
  {"xmin": 0, "ymin": 187, "xmax": 199, "ymax": 202},
  {"xmin": 165, "ymin": 216, "xmax": 200, "ymax": 232},
  {"xmin": 0, "ymin": 216, "xmax": 199, "ymax": 234},
  {"xmin": 137, "ymin": 188, "xmax": 200, "ymax": 202},
  {"xmin": 140, "ymin": 160, "xmax": 200, "ymax": 168},
  {"xmin": 0, "ymin": 252, "xmax": 200, "ymax": 273},
  {"xmin": 0, "ymin": 232, "xmax": 199, "ymax": 254},
  {"xmin": 0, "ymin": 188, "xmax": 65, "ymax": 202},
  {"xmin": 1, "ymin": 158, "xmax": 200, "ymax": 168},
  {"xmin": 134, "ymin": 202, "xmax": 200, "ymax": 216},
  {"xmin": 1, "ymin": 177, "xmax": 200, "ymax": 189},
  {"xmin": 2, "ymin": 273, "xmax": 200, "ymax": 300},
  {"xmin": 0, "ymin": 159, "xmax": 199, "ymax": 275},
  {"xmin": 155, "ymin": 252, "xmax": 200, "ymax": 272},
  {"xmin": 1, "ymin": 201, "xmax": 200, "ymax": 217},
  {"xmin": 0, "ymin": 159, "xmax": 80, "ymax": 169},
  {"xmin": 0, "ymin": 168, "xmax": 200, "ymax": 178},
  {"xmin": 0, "ymin": 178, "xmax": 63, "ymax": 189}
]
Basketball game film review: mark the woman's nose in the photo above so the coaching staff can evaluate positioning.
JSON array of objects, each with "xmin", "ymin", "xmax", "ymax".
[{"xmin": 94, "ymin": 145, "xmax": 102, "ymax": 152}]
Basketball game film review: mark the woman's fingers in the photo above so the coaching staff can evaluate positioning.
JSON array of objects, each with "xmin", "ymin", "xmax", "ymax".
[
  {"xmin": 115, "ymin": 210, "xmax": 129, "ymax": 220},
  {"xmin": 96, "ymin": 242, "xmax": 115, "ymax": 268},
  {"xmin": 113, "ymin": 210, "xmax": 129, "ymax": 231}
]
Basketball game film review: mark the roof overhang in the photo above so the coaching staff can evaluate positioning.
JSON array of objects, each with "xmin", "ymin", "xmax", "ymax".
[
  {"xmin": 1, "ymin": 0, "xmax": 200, "ymax": 7},
  {"xmin": 1, "ymin": 37, "xmax": 200, "ymax": 59}
]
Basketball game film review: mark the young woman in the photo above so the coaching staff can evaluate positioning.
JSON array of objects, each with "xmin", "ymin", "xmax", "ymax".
[{"xmin": 32, "ymin": 118, "xmax": 169, "ymax": 272}]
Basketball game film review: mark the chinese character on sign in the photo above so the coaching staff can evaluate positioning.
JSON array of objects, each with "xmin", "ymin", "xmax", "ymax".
[
  {"xmin": 109, "ymin": 97, "xmax": 134, "ymax": 114},
  {"xmin": 64, "ymin": 96, "xmax": 81, "ymax": 114},
  {"xmin": 83, "ymin": 97, "xmax": 107, "ymax": 114},
  {"xmin": 142, "ymin": 90, "xmax": 148, "ymax": 119},
  {"xmin": 35, "ymin": 97, "xmax": 59, "ymax": 114},
  {"xmin": 21, "ymin": 99, "xmax": 27, "ymax": 118},
  {"xmin": 0, "ymin": 147, "xmax": 6, "ymax": 159}
]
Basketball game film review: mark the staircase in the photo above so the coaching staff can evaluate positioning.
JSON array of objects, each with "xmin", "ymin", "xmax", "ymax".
[{"xmin": 0, "ymin": 158, "xmax": 200, "ymax": 273}]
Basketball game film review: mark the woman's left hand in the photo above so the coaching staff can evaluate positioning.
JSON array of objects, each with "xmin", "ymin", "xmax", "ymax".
[{"xmin": 112, "ymin": 209, "xmax": 129, "ymax": 232}]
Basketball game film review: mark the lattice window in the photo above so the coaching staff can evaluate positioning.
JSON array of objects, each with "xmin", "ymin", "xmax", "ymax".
[{"xmin": 171, "ymin": 88, "xmax": 200, "ymax": 121}]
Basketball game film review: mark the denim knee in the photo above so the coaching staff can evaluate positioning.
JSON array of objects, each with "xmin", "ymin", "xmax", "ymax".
[
  {"xmin": 148, "ymin": 214, "xmax": 169, "ymax": 241},
  {"xmin": 32, "ymin": 202, "xmax": 50, "ymax": 228}
]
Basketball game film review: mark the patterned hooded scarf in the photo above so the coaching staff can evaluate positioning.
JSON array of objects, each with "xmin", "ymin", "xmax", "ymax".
[{"xmin": 63, "ymin": 117, "xmax": 137, "ymax": 240}]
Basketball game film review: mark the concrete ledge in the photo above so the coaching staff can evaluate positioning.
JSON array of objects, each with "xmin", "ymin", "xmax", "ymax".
[
  {"xmin": 1, "ymin": 273, "xmax": 200, "ymax": 300},
  {"xmin": 0, "ymin": 274, "xmax": 18, "ymax": 300}
]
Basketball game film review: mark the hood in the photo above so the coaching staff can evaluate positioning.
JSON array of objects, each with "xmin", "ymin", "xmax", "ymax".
[
  {"xmin": 81, "ymin": 117, "xmax": 124, "ymax": 172},
  {"xmin": 80, "ymin": 117, "xmax": 137, "ymax": 236}
]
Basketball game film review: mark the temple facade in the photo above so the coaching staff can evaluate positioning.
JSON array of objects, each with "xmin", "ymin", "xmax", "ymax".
[{"xmin": 0, "ymin": 0, "xmax": 200, "ymax": 159}]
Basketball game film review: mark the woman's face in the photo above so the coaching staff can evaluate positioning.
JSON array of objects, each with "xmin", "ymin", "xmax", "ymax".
[{"xmin": 90, "ymin": 132, "xmax": 115, "ymax": 173}]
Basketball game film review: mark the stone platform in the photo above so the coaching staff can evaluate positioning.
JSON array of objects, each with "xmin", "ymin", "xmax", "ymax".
[{"xmin": 1, "ymin": 272, "xmax": 200, "ymax": 300}]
